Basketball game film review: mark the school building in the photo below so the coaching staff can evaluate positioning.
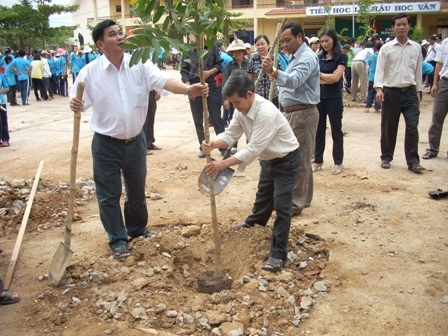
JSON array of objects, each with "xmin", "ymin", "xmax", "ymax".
[{"xmin": 70, "ymin": 0, "xmax": 448, "ymax": 46}]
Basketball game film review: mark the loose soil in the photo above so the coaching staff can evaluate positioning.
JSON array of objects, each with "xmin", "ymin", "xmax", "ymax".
[{"xmin": 0, "ymin": 70, "xmax": 447, "ymax": 335}]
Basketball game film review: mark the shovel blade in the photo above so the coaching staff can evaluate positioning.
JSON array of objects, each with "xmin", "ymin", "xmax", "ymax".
[
  {"xmin": 198, "ymin": 167, "xmax": 235, "ymax": 196},
  {"xmin": 48, "ymin": 242, "xmax": 74, "ymax": 285}
]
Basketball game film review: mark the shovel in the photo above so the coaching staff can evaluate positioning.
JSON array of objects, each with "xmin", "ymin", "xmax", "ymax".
[
  {"xmin": 198, "ymin": 147, "xmax": 235, "ymax": 196},
  {"xmin": 48, "ymin": 82, "xmax": 85, "ymax": 285}
]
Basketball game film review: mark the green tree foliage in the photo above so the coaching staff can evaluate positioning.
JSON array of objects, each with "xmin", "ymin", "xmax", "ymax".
[
  {"xmin": 0, "ymin": 0, "xmax": 79, "ymax": 51},
  {"xmin": 318, "ymin": 4, "xmax": 335, "ymax": 36},
  {"xmin": 411, "ymin": 27, "xmax": 425, "ymax": 44},
  {"xmin": 356, "ymin": 0, "xmax": 378, "ymax": 42},
  {"xmin": 123, "ymin": 0, "xmax": 243, "ymax": 66}
]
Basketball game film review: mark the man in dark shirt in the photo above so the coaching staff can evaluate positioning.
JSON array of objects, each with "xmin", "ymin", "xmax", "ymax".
[{"xmin": 181, "ymin": 46, "xmax": 225, "ymax": 158}]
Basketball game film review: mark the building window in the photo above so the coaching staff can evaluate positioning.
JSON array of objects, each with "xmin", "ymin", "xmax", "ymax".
[
  {"xmin": 116, "ymin": 5, "xmax": 122, "ymax": 13},
  {"xmin": 232, "ymin": 0, "xmax": 253, "ymax": 8}
]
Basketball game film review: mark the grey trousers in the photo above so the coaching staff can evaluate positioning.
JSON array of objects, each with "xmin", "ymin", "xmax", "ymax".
[
  {"xmin": 285, "ymin": 107, "xmax": 319, "ymax": 213},
  {"xmin": 352, "ymin": 61, "xmax": 368, "ymax": 103},
  {"xmin": 427, "ymin": 78, "xmax": 448, "ymax": 155}
]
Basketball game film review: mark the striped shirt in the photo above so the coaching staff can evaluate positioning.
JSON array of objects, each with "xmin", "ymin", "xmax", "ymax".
[
  {"xmin": 216, "ymin": 94, "xmax": 299, "ymax": 172},
  {"xmin": 247, "ymin": 54, "xmax": 282, "ymax": 99}
]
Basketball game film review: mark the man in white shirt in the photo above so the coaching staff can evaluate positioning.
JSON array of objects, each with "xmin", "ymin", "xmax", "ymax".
[
  {"xmin": 374, "ymin": 13, "xmax": 423, "ymax": 173},
  {"xmin": 202, "ymin": 70, "xmax": 300, "ymax": 273},
  {"xmin": 69, "ymin": 20, "xmax": 208, "ymax": 259},
  {"xmin": 351, "ymin": 42, "xmax": 373, "ymax": 103},
  {"xmin": 425, "ymin": 36, "xmax": 441, "ymax": 90},
  {"xmin": 423, "ymin": 37, "xmax": 448, "ymax": 159},
  {"xmin": 40, "ymin": 50, "xmax": 53, "ymax": 100}
]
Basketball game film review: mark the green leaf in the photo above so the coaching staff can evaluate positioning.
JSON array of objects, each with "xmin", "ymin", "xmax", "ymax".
[
  {"xmin": 120, "ymin": 43, "xmax": 137, "ymax": 51},
  {"xmin": 151, "ymin": 38, "xmax": 161, "ymax": 64},
  {"xmin": 153, "ymin": 6, "xmax": 165, "ymax": 24}
]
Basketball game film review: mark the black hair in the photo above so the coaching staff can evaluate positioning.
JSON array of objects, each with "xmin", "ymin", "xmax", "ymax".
[
  {"xmin": 92, "ymin": 19, "xmax": 118, "ymax": 44},
  {"xmin": 216, "ymin": 41, "xmax": 223, "ymax": 48},
  {"xmin": 392, "ymin": 13, "xmax": 411, "ymax": 25},
  {"xmin": 4, "ymin": 55, "xmax": 12, "ymax": 64},
  {"xmin": 429, "ymin": 36, "xmax": 437, "ymax": 41},
  {"xmin": 319, "ymin": 28, "xmax": 343, "ymax": 60},
  {"xmin": 374, "ymin": 42, "xmax": 383, "ymax": 52},
  {"xmin": 364, "ymin": 42, "xmax": 374, "ymax": 49},
  {"xmin": 282, "ymin": 21, "xmax": 305, "ymax": 40},
  {"xmin": 255, "ymin": 34, "xmax": 270, "ymax": 45},
  {"xmin": 33, "ymin": 54, "xmax": 41, "ymax": 60},
  {"xmin": 18, "ymin": 49, "xmax": 26, "ymax": 57},
  {"xmin": 222, "ymin": 70, "xmax": 254, "ymax": 98}
]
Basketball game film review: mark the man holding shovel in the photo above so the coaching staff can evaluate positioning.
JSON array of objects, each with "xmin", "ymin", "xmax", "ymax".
[
  {"xmin": 202, "ymin": 70, "xmax": 300, "ymax": 272},
  {"xmin": 69, "ymin": 20, "xmax": 208, "ymax": 259}
]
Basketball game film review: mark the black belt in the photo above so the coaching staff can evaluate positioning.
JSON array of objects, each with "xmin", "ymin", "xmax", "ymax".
[
  {"xmin": 384, "ymin": 85, "xmax": 416, "ymax": 92},
  {"xmin": 266, "ymin": 148, "xmax": 298, "ymax": 165},
  {"xmin": 96, "ymin": 132, "xmax": 139, "ymax": 144},
  {"xmin": 353, "ymin": 60, "xmax": 366, "ymax": 64},
  {"xmin": 442, "ymin": 77, "xmax": 448, "ymax": 81}
]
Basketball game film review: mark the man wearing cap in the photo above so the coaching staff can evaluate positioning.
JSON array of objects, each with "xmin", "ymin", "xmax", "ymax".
[
  {"xmin": 69, "ymin": 20, "xmax": 209, "ymax": 259},
  {"xmin": 81, "ymin": 45, "xmax": 95, "ymax": 68},
  {"xmin": 223, "ymin": 39, "xmax": 249, "ymax": 132},
  {"xmin": 422, "ymin": 37, "xmax": 448, "ymax": 160},
  {"xmin": 262, "ymin": 21, "xmax": 320, "ymax": 217}
]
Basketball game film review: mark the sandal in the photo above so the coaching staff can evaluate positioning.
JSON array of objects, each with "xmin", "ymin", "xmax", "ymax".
[
  {"xmin": 422, "ymin": 151, "xmax": 437, "ymax": 160},
  {"xmin": 0, "ymin": 290, "xmax": 21, "ymax": 305},
  {"xmin": 312, "ymin": 163, "xmax": 323, "ymax": 172},
  {"xmin": 380, "ymin": 161, "xmax": 391, "ymax": 169},
  {"xmin": 146, "ymin": 150, "xmax": 153, "ymax": 155},
  {"xmin": 111, "ymin": 245, "xmax": 131, "ymax": 259},
  {"xmin": 261, "ymin": 257, "xmax": 284, "ymax": 273},
  {"xmin": 408, "ymin": 164, "xmax": 425, "ymax": 173},
  {"xmin": 331, "ymin": 164, "xmax": 343, "ymax": 175}
]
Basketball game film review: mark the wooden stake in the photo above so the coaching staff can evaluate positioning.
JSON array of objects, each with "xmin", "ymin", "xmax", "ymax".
[{"xmin": 4, "ymin": 160, "xmax": 44, "ymax": 290}]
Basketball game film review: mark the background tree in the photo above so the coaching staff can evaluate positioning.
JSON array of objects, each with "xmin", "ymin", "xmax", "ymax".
[
  {"xmin": 0, "ymin": 0, "xmax": 78, "ymax": 51},
  {"xmin": 356, "ymin": 0, "xmax": 378, "ymax": 42}
]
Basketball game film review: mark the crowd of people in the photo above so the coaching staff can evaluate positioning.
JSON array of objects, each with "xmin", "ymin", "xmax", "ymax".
[{"xmin": 0, "ymin": 14, "xmax": 446, "ymax": 285}]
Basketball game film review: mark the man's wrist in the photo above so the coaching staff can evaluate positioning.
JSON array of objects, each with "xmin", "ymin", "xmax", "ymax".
[
  {"xmin": 186, "ymin": 85, "xmax": 191, "ymax": 96},
  {"xmin": 270, "ymin": 67, "xmax": 277, "ymax": 76}
]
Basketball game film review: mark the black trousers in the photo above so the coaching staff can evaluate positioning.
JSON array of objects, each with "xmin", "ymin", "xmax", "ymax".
[
  {"xmin": 245, "ymin": 149, "xmax": 300, "ymax": 261},
  {"xmin": 380, "ymin": 87, "xmax": 420, "ymax": 165},
  {"xmin": 315, "ymin": 97, "xmax": 344, "ymax": 165},
  {"xmin": 144, "ymin": 90, "xmax": 157, "ymax": 148},
  {"xmin": 188, "ymin": 79, "xmax": 224, "ymax": 148}
]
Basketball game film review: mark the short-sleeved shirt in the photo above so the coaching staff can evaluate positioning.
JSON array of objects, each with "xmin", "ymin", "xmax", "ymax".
[
  {"xmin": 367, "ymin": 53, "xmax": 379, "ymax": 82},
  {"xmin": 5, "ymin": 64, "xmax": 16, "ymax": 86},
  {"xmin": 319, "ymin": 53, "xmax": 348, "ymax": 99},
  {"xmin": 435, "ymin": 37, "xmax": 448, "ymax": 79},
  {"xmin": 247, "ymin": 53, "xmax": 282, "ymax": 99},
  {"xmin": 10, "ymin": 57, "xmax": 30, "ymax": 81},
  {"xmin": 0, "ymin": 73, "xmax": 9, "ymax": 105},
  {"xmin": 30, "ymin": 60, "xmax": 44, "ymax": 79}
]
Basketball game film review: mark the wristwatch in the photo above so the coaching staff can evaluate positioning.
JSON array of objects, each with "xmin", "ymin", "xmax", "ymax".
[{"xmin": 270, "ymin": 67, "xmax": 277, "ymax": 76}]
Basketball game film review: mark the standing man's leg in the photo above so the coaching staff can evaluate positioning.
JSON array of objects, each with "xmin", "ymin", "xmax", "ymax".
[
  {"xmin": 426, "ymin": 79, "xmax": 448, "ymax": 157},
  {"xmin": 189, "ymin": 95, "xmax": 206, "ymax": 155},
  {"xmin": 401, "ymin": 88, "xmax": 421, "ymax": 167},
  {"xmin": 351, "ymin": 63, "xmax": 359, "ymax": 101},
  {"xmin": 32, "ymin": 78, "xmax": 40, "ymax": 101},
  {"xmin": 18, "ymin": 80, "xmax": 27, "ymax": 105},
  {"xmin": 0, "ymin": 104, "xmax": 10, "ymax": 145},
  {"xmin": 380, "ymin": 88, "xmax": 402, "ymax": 164},
  {"xmin": 286, "ymin": 107, "xmax": 319, "ymax": 215},
  {"xmin": 92, "ymin": 133, "xmax": 129, "ymax": 249},
  {"xmin": 207, "ymin": 81, "xmax": 225, "ymax": 136},
  {"xmin": 144, "ymin": 90, "xmax": 157, "ymax": 151},
  {"xmin": 122, "ymin": 132, "xmax": 149, "ymax": 238},
  {"xmin": 269, "ymin": 150, "xmax": 300, "ymax": 262},
  {"xmin": 359, "ymin": 64, "xmax": 368, "ymax": 104}
]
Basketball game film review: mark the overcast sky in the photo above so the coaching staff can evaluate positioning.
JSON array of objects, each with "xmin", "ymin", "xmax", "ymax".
[{"xmin": 3, "ymin": 0, "xmax": 73, "ymax": 27}]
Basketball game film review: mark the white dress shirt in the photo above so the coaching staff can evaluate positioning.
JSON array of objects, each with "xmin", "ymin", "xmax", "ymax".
[
  {"xmin": 217, "ymin": 94, "xmax": 299, "ymax": 172},
  {"xmin": 374, "ymin": 38, "xmax": 422, "ymax": 92},
  {"xmin": 69, "ymin": 53, "xmax": 168, "ymax": 139},
  {"xmin": 425, "ymin": 42, "xmax": 441, "ymax": 63},
  {"xmin": 353, "ymin": 48, "xmax": 373, "ymax": 63},
  {"xmin": 434, "ymin": 38, "xmax": 448, "ymax": 79},
  {"xmin": 41, "ymin": 58, "xmax": 51, "ymax": 78}
]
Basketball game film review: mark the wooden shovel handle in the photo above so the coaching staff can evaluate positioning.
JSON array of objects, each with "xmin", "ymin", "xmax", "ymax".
[{"xmin": 65, "ymin": 82, "xmax": 84, "ymax": 246}]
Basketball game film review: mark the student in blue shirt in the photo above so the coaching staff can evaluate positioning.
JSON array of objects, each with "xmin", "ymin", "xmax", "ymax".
[
  {"xmin": 81, "ymin": 45, "xmax": 95, "ymax": 68},
  {"xmin": 70, "ymin": 46, "xmax": 81, "ymax": 83},
  {"xmin": 48, "ymin": 50, "xmax": 58, "ymax": 95},
  {"xmin": 10, "ymin": 49, "xmax": 30, "ymax": 106},
  {"xmin": 55, "ymin": 48, "xmax": 67, "ymax": 96},
  {"xmin": 4, "ymin": 56, "xmax": 18, "ymax": 106},
  {"xmin": 0, "ymin": 73, "xmax": 10, "ymax": 147},
  {"xmin": 365, "ymin": 42, "xmax": 382, "ymax": 113}
]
